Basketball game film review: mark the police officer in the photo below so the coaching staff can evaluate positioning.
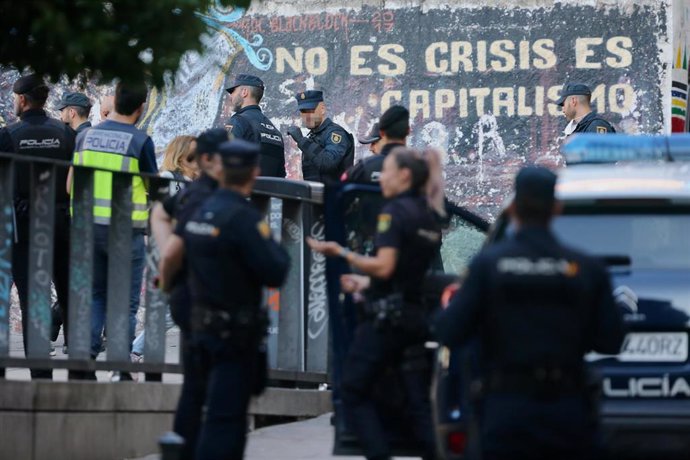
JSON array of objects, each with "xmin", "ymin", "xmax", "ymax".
[
  {"xmin": 57, "ymin": 92, "xmax": 92, "ymax": 134},
  {"xmin": 358, "ymin": 121, "xmax": 382, "ymax": 156},
  {"xmin": 286, "ymin": 90, "xmax": 354, "ymax": 182},
  {"xmin": 557, "ymin": 83, "xmax": 616, "ymax": 136},
  {"xmin": 434, "ymin": 166, "xmax": 625, "ymax": 460},
  {"xmin": 0, "ymin": 74, "xmax": 75, "ymax": 379},
  {"xmin": 150, "ymin": 128, "xmax": 227, "ymax": 459},
  {"xmin": 225, "ymin": 74, "xmax": 286, "ymax": 177},
  {"xmin": 343, "ymin": 105, "xmax": 409, "ymax": 184},
  {"xmin": 309, "ymin": 147, "xmax": 444, "ymax": 460},
  {"xmin": 160, "ymin": 139, "xmax": 290, "ymax": 460}
]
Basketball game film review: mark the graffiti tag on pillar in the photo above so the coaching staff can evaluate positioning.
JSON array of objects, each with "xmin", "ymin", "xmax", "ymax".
[{"xmin": 307, "ymin": 219, "xmax": 328, "ymax": 340}]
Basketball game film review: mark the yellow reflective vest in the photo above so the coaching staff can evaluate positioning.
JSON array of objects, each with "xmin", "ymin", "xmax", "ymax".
[{"xmin": 72, "ymin": 124, "xmax": 150, "ymax": 228}]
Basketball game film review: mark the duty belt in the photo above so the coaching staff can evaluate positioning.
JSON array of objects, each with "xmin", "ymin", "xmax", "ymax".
[
  {"xmin": 485, "ymin": 368, "xmax": 586, "ymax": 396},
  {"xmin": 191, "ymin": 304, "xmax": 268, "ymax": 341}
]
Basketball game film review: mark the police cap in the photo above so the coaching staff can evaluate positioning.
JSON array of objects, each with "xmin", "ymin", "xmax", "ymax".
[
  {"xmin": 218, "ymin": 139, "xmax": 260, "ymax": 168},
  {"xmin": 378, "ymin": 105, "xmax": 409, "ymax": 133},
  {"xmin": 295, "ymin": 90, "xmax": 324, "ymax": 110},
  {"xmin": 56, "ymin": 92, "xmax": 92, "ymax": 110},
  {"xmin": 226, "ymin": 74, "xmax": 265, "ymax": 94},
  {"xmin": 12, "ymin": 74, "xmax": 47, "ymax": 95},
  {"xmin": 555, "ymin": 83, "xmax": 592, "ymax": 106},
  {"xmin": 196, "ymin": 128, "xmax": 229, "ymax": 156},
  {"xmin": 358, "ymin": 122, "xmax": 381, "ymax": 144},
  {"xmin": 514, "ymin": 166, "xmax": 557, "ymax": 206}
]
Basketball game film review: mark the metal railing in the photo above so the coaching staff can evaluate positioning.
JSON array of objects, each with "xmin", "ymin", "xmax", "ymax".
[{"xmin": 0, "ymin": 152, "xmax": 329, "ymax": 383}]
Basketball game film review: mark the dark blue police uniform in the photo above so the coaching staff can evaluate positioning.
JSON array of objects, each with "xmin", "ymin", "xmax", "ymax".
[
  {"xmin": 573, "ymin": 111, "xmax": 616, "ymax": 134},
  {"xmin": 434, "ymin": 167, "xmax": 625, "ymax": 460},
  {"xmin": 556, "ymin": 83, "xmax": 616, "ymax": 135},
  {"xmin": 342, "ymin": 190, "xmax": 442, "ymax": 460},
  {"xmin": 289, "ymin": 90, "xmax": 354, "ymax": 183},
  {"xmin": 159, "ymin": 128, "xmax": 227, "ymax": 458},
  {"xmin": 226, "ymin": 74, "xmax": 286, "ymax": 178},
  {"xmin": 344, "ymin": 142, "xmax": 402, "ymax": 184},
  {"xmin": 0, "ymin": 75, "xmax": 75, "ymax": 379},
  {"xmin": 183, "ymin": 139, "xmax": 290, "ymax": 460}
]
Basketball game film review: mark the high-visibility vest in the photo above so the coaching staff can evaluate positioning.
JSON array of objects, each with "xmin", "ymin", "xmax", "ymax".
[{"xmin": 73, "ymin": 125, "xmax": 150, "ymax": 228}]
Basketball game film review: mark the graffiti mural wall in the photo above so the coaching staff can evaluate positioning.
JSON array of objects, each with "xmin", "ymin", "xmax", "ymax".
[{"xmin": 0, "ymin": 0, "xmax": 673, "ymax": 218}]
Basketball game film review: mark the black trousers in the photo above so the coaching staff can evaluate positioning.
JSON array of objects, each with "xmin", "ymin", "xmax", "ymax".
[
  {"xmin": 480, "ymin": 392, "xmax": 599, "ymax": 460},
  {"xmin": 12, "ymin": 212, "xmax": 70, "ymax": 379},
  {"xmin": 341, "ymin": 321, "xmax": 436, "ymax": 460},
  {"xmin": 184, "ymin": 332, "xmax": 255, "ymax": 460}
]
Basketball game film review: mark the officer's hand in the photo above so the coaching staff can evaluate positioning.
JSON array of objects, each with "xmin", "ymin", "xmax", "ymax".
[
  {"xmin": 286, "ymin": 126, "xmax": 304, "ymax": 143},
  {"xmin": 306, "ymin": 237, "xmax": 341, "ymax": 257},
  {"xmin": 340, "ymin": 274, "xmax": 370, "ymax": 294}
]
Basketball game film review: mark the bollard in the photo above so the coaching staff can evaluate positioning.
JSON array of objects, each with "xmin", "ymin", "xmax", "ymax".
[{"xmin": 158, "ymin": 431, "xmax": 185, "ymax": 460}]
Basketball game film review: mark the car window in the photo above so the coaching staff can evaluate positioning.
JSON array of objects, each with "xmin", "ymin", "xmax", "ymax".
[{"xmin": 553, "ymin": 212, "xmax": 690, "ymax": 270}]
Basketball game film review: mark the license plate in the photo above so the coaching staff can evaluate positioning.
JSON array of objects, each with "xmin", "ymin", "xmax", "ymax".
[{"xmin": 618, "ymin": 332, "xmax": 688, "ymax": 362}]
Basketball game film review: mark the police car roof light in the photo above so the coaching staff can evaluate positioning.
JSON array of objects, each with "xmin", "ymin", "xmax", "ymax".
[{"xmin": 562, "ymin": 134, "xmax": 690, "ymax": 165}]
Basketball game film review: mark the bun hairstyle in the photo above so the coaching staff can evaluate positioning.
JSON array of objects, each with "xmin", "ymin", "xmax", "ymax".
[{"xmin": 390, "ymin": 146, "xmax": 446, "ymax": 217}]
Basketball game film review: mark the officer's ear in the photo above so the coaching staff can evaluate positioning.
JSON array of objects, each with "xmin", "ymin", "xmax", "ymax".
[{"xmin": 552, "ymin": 200, "xmax": 563, "ymax": 217}]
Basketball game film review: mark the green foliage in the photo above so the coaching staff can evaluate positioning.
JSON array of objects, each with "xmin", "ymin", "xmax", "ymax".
[{"xmin": 0, "ymin": 0, "xmax": 251, "ymax": 86}]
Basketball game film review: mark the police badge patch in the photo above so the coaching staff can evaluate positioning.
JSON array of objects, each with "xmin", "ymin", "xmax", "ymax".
[
  {"xmin": 331, "ymin": 133, "xmax": 342, "ymax": 144},
  {"xmin": 377, "ymin": 213, "xmax": 392, "ymax": 233},
  {"xmin": 596, "ymin": 126, "xmax": 607, "ymax": 133},
  {"xmin": 257, "ymin": 220, "xmax": 271, "ymax": 239}
]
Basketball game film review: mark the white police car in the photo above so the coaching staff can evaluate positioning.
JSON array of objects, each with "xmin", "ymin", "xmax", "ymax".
[{"xmin": 433, "ymin": 134, "xmax": 690, "ymax": 459}]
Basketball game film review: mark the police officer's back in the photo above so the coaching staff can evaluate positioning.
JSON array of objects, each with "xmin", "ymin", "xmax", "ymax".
[
  {"xmin": 557, "ymin": 83, "xmax": 616, "ymax": 136},
  {"xmin": 287, "ymin": 90, "xmax": 354, "ymax": 183},
  {"xmin": 0, "ymin": 74, "xmax": 75, "ymax": 379},
  {"xmin": 180, "ymin": 139, "xmax": 289, "ymax": 459},
  {"xmin": 435, "ymin": 166, "xmax": 625, "ymax": 460},
  {"xmin": 225, "ymin": 74, "xmax": 286, "ymax": 177}
]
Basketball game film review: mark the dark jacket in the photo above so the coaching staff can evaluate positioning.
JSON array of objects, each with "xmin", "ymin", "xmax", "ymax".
[
  {"xmin": 228, "ymin": 105, "xmax": 286, "ymax": 177},
  {"xmin": 572, "ymin": 111, "xmax": 616, "ymax": 135},
  {"xmin": 435, "ymin": 226, "xmax": 625, "ymax": 372},
  {"xmin": 298, "ymin": 118, "xmax": 353, "ymax": 183}
]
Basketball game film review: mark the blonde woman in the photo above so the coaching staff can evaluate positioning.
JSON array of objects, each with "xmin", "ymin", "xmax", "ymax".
[
  {"xmin": 159, "ymin": 135, "xmax": 199, "ymax": 194},
  {"xmin": 132, "ymin": 135, "xmax": 198, "ymax": 362}
]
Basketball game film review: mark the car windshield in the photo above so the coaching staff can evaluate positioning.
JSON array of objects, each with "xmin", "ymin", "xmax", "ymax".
[{"xmin": 552, "ymin": 210, "xmax": 690, "ymax": 270}]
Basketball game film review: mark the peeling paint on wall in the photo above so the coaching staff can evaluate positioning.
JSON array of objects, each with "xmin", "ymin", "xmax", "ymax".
[{"xmin": 0, "ymin": 0, "xmax": 671, "ymax": 219}]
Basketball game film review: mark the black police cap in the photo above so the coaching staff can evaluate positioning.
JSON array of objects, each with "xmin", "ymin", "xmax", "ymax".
[
  {"xmin": 56, "ymin": 92, "xmax": 92, "ymax": 110},
  {"xmin": 196, "ymin": 128, "xmax": 229, "ymax": 156},
  {"xmin": 218, "ymin": 139, "xmax": 260, "ymax": 168},
  {"xmin": 295, "ymin": 90, "xmax": 324, "ymax": 110},
  {"xmin": 514, "ymin": 166, "xmax": 557, "ymax": 205},
  {"xmin": 359, "ymin": 122, "xmax": 381, "ymax": 144},
  {"xmin": 226, "ymin": 74, "xmax": 265, "ymax": 93},
  {"xmin": 379, "ymin": 105, "xmax": 409, "ymax": 132},
  {"xmin": 556, "ymin": 83, "xmax": 592, "ymax": 106},
  {"xmin": 12, "ymin": 74, "xmax": 47, "ymax": 95}
]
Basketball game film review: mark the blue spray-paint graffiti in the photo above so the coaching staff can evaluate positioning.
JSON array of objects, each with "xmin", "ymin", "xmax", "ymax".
[{"xmin": 196, "ymin": 2, "xmax": 274, "ymax": 71}]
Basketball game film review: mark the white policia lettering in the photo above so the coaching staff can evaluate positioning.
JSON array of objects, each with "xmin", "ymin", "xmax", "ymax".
[
  {"xmin": 603, "ymin": 376, "xmax": 690, "ymax": 398},
  {"xmin": 19, "ymin": 138, "xmax": 60, "ymax": 149}
]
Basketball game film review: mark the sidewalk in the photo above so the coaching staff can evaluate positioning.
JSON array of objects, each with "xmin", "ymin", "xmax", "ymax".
[
  {"xmin": 134, "ymin": 413, "xmax": 417, "ymax": 460},
  {"xmin": 5, "ymin": 327, "xmax": 183, "ymax": 383}
]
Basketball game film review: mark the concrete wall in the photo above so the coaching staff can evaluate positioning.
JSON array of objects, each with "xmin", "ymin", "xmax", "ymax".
[
  {"xmin": 0, "ymin": 0, "xmax": 675, "ymax": 218},
  {"xmin": 0, "ymin": 380, "xmax": 332, "ymax": 460}
]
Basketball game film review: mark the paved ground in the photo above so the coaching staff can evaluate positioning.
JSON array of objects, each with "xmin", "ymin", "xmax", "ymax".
[
  {"xmin": 6, "ymin": 327, "xmax": 183, "ymax": 383},
  {"xmin": 132, "ymin": 413, "xmax": 418, "ymax": 460}
]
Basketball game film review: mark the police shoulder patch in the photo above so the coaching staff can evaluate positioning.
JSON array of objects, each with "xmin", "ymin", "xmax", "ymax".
[
  {"xmin": 596, "ymin": 126, "xmax": 607, "ymax": 134},
  {"xmin": 377, "ymin": 213, "xmax": 392, "ymax": 233},
  {"xmin": 331, "ymin": 132, "xmax": 342, "ymax": 144},
  {"xmin": 257, "ymin": 220, "xmax": 271, "ymax": 239}
]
